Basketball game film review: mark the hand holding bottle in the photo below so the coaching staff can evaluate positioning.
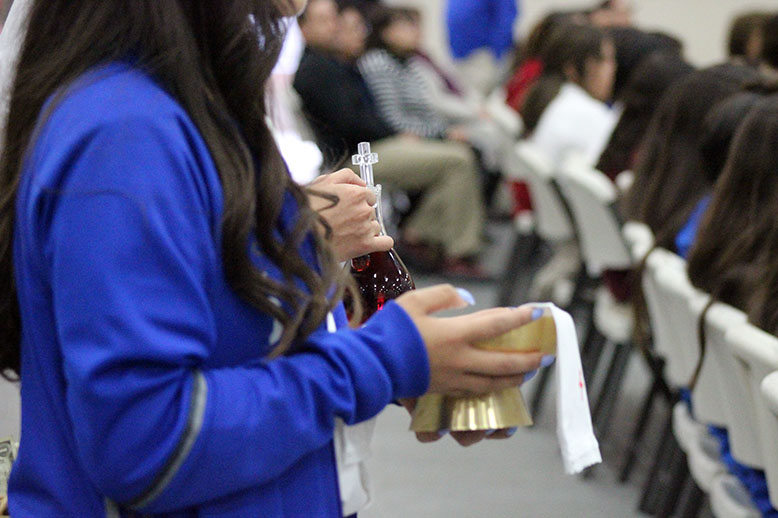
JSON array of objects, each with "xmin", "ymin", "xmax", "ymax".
[{"xmin": 307, "ymin": 169, "xmax": 394, "ymax": 262}]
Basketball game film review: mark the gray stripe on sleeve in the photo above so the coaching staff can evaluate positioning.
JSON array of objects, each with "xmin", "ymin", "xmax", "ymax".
[{"xmin": 128, "ymin": 370, "xmax": 208, "ymax": 510}]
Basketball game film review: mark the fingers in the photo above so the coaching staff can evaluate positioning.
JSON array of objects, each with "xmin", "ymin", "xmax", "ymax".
[
  {"xmin": 372, "ymin": 235, "xmax": 394, "ymax": 252},
  {"xmin": 451, "ymin": 430, "xmax": 487, "ymax": 447},
  {"xmin": 365, "ymin": 187, "xmax": 377, "ymax": 207},
  {"xmin": 444, "ymin": 372, "xmax": 531, "ymax": 397},
  {"xmin": 397, "ymin": 284, "xmax": 470, "ymax": 316},
  {"xmin": 461, "ymin": 350, "xmax": 542, "ymax": 382},
  {"xmin": 328, "ymin": 168, "xmax": 367, "ymax": 186},
  {"xmin": 415, "ymin": 431, "xmax": 444, "ymax": 443},
  {"xmin": 446, "ymin": 306, "xmax": 535, "ymax": 344}
]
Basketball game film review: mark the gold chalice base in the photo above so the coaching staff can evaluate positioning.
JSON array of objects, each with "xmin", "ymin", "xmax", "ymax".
[{"xmin": 411, "ymin": 312, "xmax": 557, "ymax": 432}]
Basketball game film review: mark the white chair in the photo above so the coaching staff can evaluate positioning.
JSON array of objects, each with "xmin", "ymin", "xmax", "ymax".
[
  {"xmin": 508, "ymin": 141, "xmax": 574, "ymax": 244},
  {"xmin": 700, "ymin": 303, "xmax": 761, "ymax": 469},
  {"xmin": 761, "ymin": 371, "xmax": 778, "ymax": 510},
  {"xmin": 556, "ymin": 154, "xmax": 632, "ymax": 278},
  {"xmin": 695, "ymin": 303, "xmax": 761, "ymax": 518},
  {"xmin": 555, "ymin": 155, "xmax": 635, "ymax": 435},
  {"xmin": 710, "ymin": 474, "xmax": 761, "ymax": 518},
  {"xmin": 497, "ymin": 141, "xmax": 574, "ymax": 308},
  {"xmin": 728, "ymin": 324, "xmax": 778, "ymax": 509},
  {"xmin": 644, "ymin": 250, "xmax": 703, "ymax": 388},
  {"xmin": 622, "ymin": 220, "xmax": 654, "ymax": 263}
]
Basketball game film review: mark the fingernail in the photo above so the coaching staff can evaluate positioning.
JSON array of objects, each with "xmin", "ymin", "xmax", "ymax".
[
  {"xmin": 437, "ymin": 428, "xmax": 450, "ymax": 438},
  {"xmin": 485, "ymin": 429, "xmax": 497, "ymax": 436},
  {"xmin": 541, "ymin": 354, "xmax": 556, "ymax": 368},
  {"xmin": 456, "ymin": 288, "xmax": 476, "ymax": 306},
  {"xmin": 506, "ymin": 427, "xmax": 518, "ymax": 437},
  {"xmin": 531, "ymin": 307, "xmax": 544, "ymax": 321},
  {"xmin": 524, "ymin": 369, "xmax": 538, "ymax": 382}
]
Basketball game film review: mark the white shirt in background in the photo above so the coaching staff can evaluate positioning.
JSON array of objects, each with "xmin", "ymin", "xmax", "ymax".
[{"xmin": 529, "ymin": 82, "xmax": 619, "ymax": 167}]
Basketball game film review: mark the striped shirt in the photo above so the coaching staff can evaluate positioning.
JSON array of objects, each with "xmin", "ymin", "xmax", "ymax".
[{"xmin": 358, "ymin": 49, "xmax": 449, "ymax": 139}]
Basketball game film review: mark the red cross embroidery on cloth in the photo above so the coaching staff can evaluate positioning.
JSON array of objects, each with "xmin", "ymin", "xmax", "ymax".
[{"xmin": 578, "ymin": 369, "xmax": 585, "ymax": 401}]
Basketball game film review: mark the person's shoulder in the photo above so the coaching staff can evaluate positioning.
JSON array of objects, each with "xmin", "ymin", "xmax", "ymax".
[
  {"xmin": 557, "ymin": 83, "xmax": 614, "ymax": 120},
  {"xmin": 45, "ymin": 61, "xmax": 190, "ymax": 138}
]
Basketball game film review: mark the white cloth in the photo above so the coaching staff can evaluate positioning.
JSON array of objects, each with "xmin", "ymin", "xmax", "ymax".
[
  {"xmin": 327, "ymin": 313, "xmax": 377, "ymax": 516},
  {"xmin": 529, "ymin": 82, "xmax": 618, "ymax": 167},
  {"xmin": 540, "ymin": 303, "xmax": 602, "ymax": 474}
]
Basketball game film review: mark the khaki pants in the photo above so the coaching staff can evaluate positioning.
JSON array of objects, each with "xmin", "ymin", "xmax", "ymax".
[{"xmin": 352, "ymin": 136, "xmax": 485, "ymax": 259}]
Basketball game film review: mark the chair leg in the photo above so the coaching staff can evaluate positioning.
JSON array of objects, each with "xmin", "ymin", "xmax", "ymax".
[
  {"xmin": 582, "ymin": 329, "xmax": 607, "ymax": 388},
  {"xmin": 678, "ymin": 478, "xmax": 706, "ymax": 518},
  {"xmin": 496, "ymin": 232, "xmax": 540, "ymax": 307},
  {"xmin": 592, "ymin": 343, "xmax": 632, "ymax": 438},
  {"xmin": 619, "ymin": 357, "xmax": 665, "ymax": 483},
  {"xmin": 638, "ymin": 405, "xmax": 675, "ymax": 514},
  {"xmin": 655, "ymin": 440, "xmax": 689, "ymax": 518}
]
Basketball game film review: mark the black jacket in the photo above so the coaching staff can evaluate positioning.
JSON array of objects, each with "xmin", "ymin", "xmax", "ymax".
[{"xmin": 293, "ymin": 47, "xmax": 394, "ymax": 161}]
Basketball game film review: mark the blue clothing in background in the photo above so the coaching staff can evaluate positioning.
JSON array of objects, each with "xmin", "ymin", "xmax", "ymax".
[
  {"xmin": 709, "ymin": 427, "xmax": 778, "ymax": 516},
  {"xmin": 9, "ymin": 62, "xmax": 429, "ymax": 517},
  {"xmin": 675, "ymin": 195, "xmax": 711, "ymax": 258},
  {"xmin": 446, "ymin": 0, "xmax": 518, "ymax": 59}
]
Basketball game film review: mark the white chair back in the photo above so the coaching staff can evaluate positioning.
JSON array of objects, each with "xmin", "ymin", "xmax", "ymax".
[
  {"xmin": 696, "ymin": 302, "xmax": 759, "ymax": 467},
  {"xmin": 622, "ymin": 221, "xmax": 654, "ymax": 263},
  {"xmin": 511, "ymin": 141, "xmax": 574, "ymax": 243},
  {"xmin": 644, "ymin": 250, "xmax": 707, "ymax": 387},
  {"xmin": 556, "ymin": 154, "xmax": 632, "ymax": 276},
  {"xmin": 760, "ymin": 371, "xmax": 778, "ymax": 509},
  {"xmin": 728, "ymin": 323, "xmax": 778, "ymax": 502}
]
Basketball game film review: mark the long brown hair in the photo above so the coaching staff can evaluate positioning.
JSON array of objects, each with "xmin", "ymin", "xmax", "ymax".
[
  {"xmin": 688, "ymin": 95, "xmax": 778, "ymax": 310},
  {"xmin": 0, "ymin": 0, "xmax": 347, "ymax": 378},
  {"xmin": 621, "ymin": 64, "xmax": 760, "ymax": 250}
]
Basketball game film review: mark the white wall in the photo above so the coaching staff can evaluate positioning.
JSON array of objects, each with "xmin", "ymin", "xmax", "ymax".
[{"xmin": 388, "ymin": 0, "xmax": 778, "ymax": 68}]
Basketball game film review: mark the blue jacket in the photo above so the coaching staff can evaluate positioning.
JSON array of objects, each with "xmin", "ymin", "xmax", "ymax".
[
  {"xmin": 446, "ymin": 0, "xmax": 518, "ymax": 60},
  {"xmin": 9, "ymin": 62, "xmax": 429, "ymax": 517}
]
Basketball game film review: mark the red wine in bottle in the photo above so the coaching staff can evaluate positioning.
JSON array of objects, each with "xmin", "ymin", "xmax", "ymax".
[
  {"xmin": 348, "ymin": 248, "xmax": 415, "ymax": 323},
  {"xmin": 346, "ymin": 142, "xmax": 415, "ymax": 323}
]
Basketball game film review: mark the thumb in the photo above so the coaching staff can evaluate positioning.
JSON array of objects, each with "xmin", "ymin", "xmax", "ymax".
[{"xmin": 399, "ymin": 284, "xmax": 470, "ymax": 316}]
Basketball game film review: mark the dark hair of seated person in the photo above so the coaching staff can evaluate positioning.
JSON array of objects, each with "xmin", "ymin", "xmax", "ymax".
[
  {"xmin": 728, "ymin": 11, "xmax": 770, "ymax": 62},
  {"xmin": 687, "ymin": 93, "xmax": 778, "ymax": 312},
  {"xmin": 541, "ymin": 22, "xmax": 608, "ymax": 81},
  {"xmin": 620, "ymin": 64, "xmax": 762, "ymax": 251},
  {"xmin": 597, "ymin": 52, "xmax": 693, "ymax": 178},
  {"xmin": 762, "ymin": 14, "xmax": 778, "ymax": 69},
  {"xmin": 607, "ymin": 27, "xmax": 683, "ymax": 100},
  {"xmin": 520, "ymin": 75, "xmax": 564, "ymax": 136}
]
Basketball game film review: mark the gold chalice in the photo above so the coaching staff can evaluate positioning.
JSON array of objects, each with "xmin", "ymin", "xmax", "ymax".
[{"xmin": 410, "ymin": 307, "xmax": 557, "ymax": 432}]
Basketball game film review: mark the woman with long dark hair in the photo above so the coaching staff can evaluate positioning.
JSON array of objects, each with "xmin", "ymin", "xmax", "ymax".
[
  {"xmin": 621, "ymin": 64, "xmax": 760, "ymax": 251},
  {"xmin": 0, "ymin": 1, "xmax": 543, "ymax": 515}
]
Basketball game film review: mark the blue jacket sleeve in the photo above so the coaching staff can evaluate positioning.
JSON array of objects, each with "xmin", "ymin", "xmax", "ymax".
[{"xmin": 44, "ymin": 116, "xmax": 430, "ymax": 512}]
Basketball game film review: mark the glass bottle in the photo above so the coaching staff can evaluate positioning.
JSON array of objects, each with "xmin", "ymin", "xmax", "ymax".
[{"xmin": 346, "ymin": 143, "xmax": 415, "ymax": 323}]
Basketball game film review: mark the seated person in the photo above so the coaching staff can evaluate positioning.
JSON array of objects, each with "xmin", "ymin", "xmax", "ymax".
[
  {"xmin": 760, "ymin": 15, "xmax": 778, "ymax": 78},
  {"xmin": 675, "ymin": 91, "xmax": 762, "ymax": 258},
  {"xmin": 728, "ymin": 11, "xmax": 771, "ymax": 67},
  {"xmin": 294, "ymin": 0, "xmax": 487, "ymax": 277},
  {"xmin": 527, "ymin": 22, "xmax": 619, "ymax": 167},
  {"xmin": 621, "ymin": 64, "xmax": 761, "ymax": 252},
  {"xmin": 687, "ymin": 94, "xmax": 778, "ymax": 518},
  {"xmin": 597, "ymin": 52, "xmax": 692, "ymax": 180},
  {"xmin": 402, "ymin": 7, "xmax": 516, "ymax": 180}
]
